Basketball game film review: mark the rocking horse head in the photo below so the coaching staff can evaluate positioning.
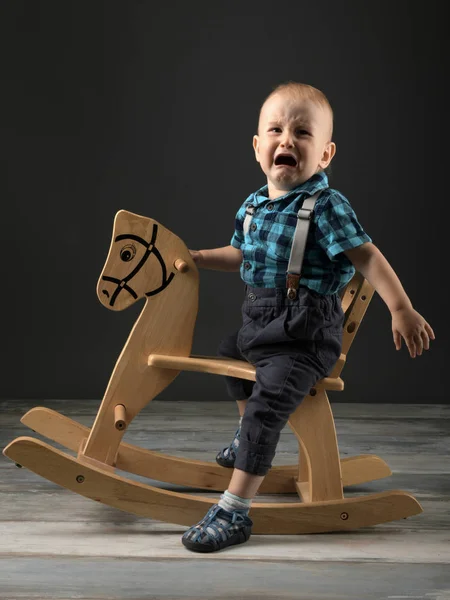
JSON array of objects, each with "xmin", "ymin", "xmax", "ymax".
[{"xmin": 97, "ymin": 210, "xmax": 198, "ymax": 311}]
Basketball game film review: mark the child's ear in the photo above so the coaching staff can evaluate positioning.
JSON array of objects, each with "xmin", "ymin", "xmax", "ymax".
[
  {"xmin": 253, "ymin": 135, "xmax": 260, "ymax": 163},
  {"xmin": 319, "ymin": 142, "xmax": 336, "ymax": 169}
]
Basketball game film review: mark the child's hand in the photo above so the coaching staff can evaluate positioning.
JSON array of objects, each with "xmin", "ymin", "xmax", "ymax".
[
  {"xmin": 189, "ymin": 250, "xmax": 203, "ymax": 265},
  {"xmin": 391, "ymin": 307, "xmax": 435, "ymax": 358}
]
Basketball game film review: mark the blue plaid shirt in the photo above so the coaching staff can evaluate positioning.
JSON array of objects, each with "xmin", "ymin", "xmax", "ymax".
[{"xmin": 230, "ymin": 172, "xmax": 372, "ymax": 295}]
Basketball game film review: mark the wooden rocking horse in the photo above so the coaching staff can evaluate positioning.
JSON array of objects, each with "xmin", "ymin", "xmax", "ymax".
[{"xmin": 3, "ymin": 210, "xmax": 422, "ymax": 534}]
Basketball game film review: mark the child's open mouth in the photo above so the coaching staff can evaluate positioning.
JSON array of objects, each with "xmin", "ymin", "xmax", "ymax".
[{"xmin": 274, "ymin": 154, "xmax": 297, "ymax": 167}]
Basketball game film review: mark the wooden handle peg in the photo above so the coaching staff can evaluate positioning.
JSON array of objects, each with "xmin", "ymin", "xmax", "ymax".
[
  {"xmin": 174, "ymin": 259, "xmax": 189, "ymax": 273},
  {"xmin": 114, "ymin": 404, "xmax": 127, "ymax": 431}
]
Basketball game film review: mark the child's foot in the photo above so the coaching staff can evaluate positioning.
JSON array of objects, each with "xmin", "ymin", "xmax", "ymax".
[
  {"xmin": 215, "ymin": 419, "xmax": 241, "ymax": 468},
  {"xmin": 181, "ymin": 504, "xmax": 253, "ymax": 553}
]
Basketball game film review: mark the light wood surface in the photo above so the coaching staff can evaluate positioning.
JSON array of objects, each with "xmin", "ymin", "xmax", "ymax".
[
  {"xmin": 114, "ymin": 404, "xmax": 127, "ymax": 431},
  {"xmin": 331, "ymin": 274, "xmax": 375, "ymax": 378},
  {"xmin": 18, "ymin": 406, "xmax": 393, "ymax": 492},
  {"xmin": 288, "ymin": 389, "xmax": 344, "ymax": 502},
  {"xmin": 148, "ymin": 354, "xmax": 345, "ymax": 391},
  {"xmin": 3, "ymin": 436, "xmax": 422, "ymax": 534},
  {"xmin": 82, "ymin": 210, "xmax": 200, "ymax": 465}
]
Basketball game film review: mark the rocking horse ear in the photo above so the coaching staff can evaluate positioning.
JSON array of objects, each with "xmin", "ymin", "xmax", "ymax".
[
  {"xmin": 112, "ymin": 210, "xmax": 131, "ymax": 234},
  {"xmin": 113, "ymin": 210, "xmax": 160, "ymax": 238},
  {"xmin": 114, "ymin": 210, "xmax": 139, "ymax": 227},
  {"xmin": 115, "ymin": 209, "xmax": 130, "ymax": 220}
]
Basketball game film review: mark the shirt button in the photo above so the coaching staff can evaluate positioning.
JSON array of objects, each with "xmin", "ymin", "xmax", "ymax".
[
  {"xmin": 244, "ymin": 262, "xmax": 251, "ymax": 270},
  {"xmin": 267, "ymin": 203, "xmax": 274, "ymax": 210},
  {"xmin": 250, "ymin": 223, "xmax": 257, "ymax": 232}
]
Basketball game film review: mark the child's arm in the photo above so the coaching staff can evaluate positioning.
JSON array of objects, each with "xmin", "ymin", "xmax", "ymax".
[
  {"xmin": 189, "ymin": 245, "xmax": 242, "ymax": 272},
  {"xmin": 344, "ymin": 242, "xmax": 435, "ymax": 358}
]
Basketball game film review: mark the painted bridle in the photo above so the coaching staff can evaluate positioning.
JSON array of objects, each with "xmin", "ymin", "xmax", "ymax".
[{"xmin": 101, "ymin": 223, "xmax": 175, "ymax": 307}]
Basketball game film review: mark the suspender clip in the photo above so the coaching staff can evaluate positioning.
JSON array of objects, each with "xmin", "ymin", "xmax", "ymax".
[
  {"xmin": 243, "ymin": 205, "xmax": 256, "ymax": 236},
  {"xmin": 286, "ymin": 273, "xmax": 300, "ymax": 299},
  {"xmin": 297, "ymin": 207, "xmax": 314, "ymax": 221}
]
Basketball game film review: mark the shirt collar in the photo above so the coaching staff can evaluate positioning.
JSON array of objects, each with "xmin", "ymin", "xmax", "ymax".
[{"xmin": 251, "ymin": 171, "xmax": 329, "ymax": 206}]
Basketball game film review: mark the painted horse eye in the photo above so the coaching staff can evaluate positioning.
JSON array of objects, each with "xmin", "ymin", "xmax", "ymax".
[{"xmin": 120, "ymin": 244, "xmax": 136, "ymax": 262}]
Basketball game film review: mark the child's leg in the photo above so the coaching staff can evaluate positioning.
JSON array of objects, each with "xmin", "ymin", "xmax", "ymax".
[
  {"xmin": 183, "ymin": 357, "xmax": 331, "ymax": 552},
  {"xmin": 183, "ymin": 349, "xmax": 322, "ymax": 553},
  {"xmin": 184, "ymin": 287, "xmax": 342, "ymax": 552},
  {"xmin": 216, "ymin": 329, "xmax": 253, "ymax": 467},
  {"xmin": 236, "ymin": 399, "xmax": 247, "ymax": 417},
  {"xmin": 228, "ymin": 467, "xmax": 265, "ymax": 498}
]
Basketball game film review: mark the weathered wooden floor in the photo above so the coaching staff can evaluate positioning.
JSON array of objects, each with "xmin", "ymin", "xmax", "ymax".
[{"xmin": 1, "ymin": 399, "xmax": 449, "ymax": 600}]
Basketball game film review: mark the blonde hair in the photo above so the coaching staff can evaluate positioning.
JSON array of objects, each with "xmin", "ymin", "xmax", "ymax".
[{"xmin": 259, "ymin": 82, "xmax": 334, "ymax": 138}]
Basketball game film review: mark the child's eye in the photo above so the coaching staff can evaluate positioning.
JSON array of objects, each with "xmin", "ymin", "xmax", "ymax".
[
  {"xmin": 269, "ymin": 127, "xmax": 282, "ymax": 133},
  {"xmin": 296, "ymin": 129, "xmax": 310, "ymax": 136}
]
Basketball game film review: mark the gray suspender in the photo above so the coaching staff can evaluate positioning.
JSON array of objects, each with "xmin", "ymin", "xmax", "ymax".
[
  {"xmin": 243, "ymin": 189, "xmax": 324, "ymax": 299},
  {"xmin": 286, "ymin": 190, "xmax": 322, "ymax": 299},
  {"xmin": 243, "ymin": 205, "xmax": 255, "ymax": 236}
]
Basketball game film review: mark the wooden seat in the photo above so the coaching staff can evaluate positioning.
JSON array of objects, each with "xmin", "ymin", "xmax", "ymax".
[
  {"xmin": 3, "ymin": 210, "xmax": 422, "ymax": 533},
  {"xmin": 147, "ymin": 354, "xmax": 345, "ymax": 391}
]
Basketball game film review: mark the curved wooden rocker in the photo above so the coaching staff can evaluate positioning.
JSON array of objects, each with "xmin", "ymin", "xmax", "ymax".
[{"xmin": 3, "ymin": 210, "xmax": 422, "ymax": 533}]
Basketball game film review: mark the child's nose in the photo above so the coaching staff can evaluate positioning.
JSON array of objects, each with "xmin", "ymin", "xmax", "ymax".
[{"xmin": 280, "ymin": 133, "xmax": 294, "ymax": 147}]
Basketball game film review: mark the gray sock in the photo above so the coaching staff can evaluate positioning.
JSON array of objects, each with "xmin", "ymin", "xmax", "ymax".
[
  {"xmin": 204, "ymin": 490, "xmax": 252, "ymax": 536},
  {"xmin": 218, "ymin": 489, "xmax": 252, "ymax": 514}
]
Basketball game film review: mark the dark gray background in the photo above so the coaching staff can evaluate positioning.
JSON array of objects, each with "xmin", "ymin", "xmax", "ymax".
[{"xmin": 1, "ymin": 1, "xmax": 446, "ymax": 403}]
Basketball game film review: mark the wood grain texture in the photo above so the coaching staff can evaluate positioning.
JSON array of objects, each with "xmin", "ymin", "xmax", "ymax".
[
  {"xmin": 16, "ymin": 406, "xmax": 391, "ymax": 493},
  {"xmin": 82, "ymin": 211, "xmax": 200, "ymax": 465},
  {"xmin": 4, "ymin": 436, "xmax": 421, "ymax": 534},
  {"xmin": 148, "ymin": 354, "xmax": 345, "ymax": 390}
]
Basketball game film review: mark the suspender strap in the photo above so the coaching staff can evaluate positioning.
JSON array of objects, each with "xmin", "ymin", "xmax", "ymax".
[
  {"xmin": 243, "ymin": 205, "xmax": 255, "ymax": 236},
  {"xmin": 286, "ymin": 190, "xmax": 324, "ymax": 299}
]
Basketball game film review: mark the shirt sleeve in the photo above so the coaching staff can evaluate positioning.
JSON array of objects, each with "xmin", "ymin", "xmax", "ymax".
[
  {"xmin": 315, "ymin": 190, "xmax": 372, "ymax": 260},
  {"xmin": 230, "ymin": 202, "xmax": 247, "ymax": 249}
]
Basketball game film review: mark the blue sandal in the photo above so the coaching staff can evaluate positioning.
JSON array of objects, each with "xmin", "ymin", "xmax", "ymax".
[
  {"xmin": 215, "ymin": 424, "xmax": 241, "ymax": 468},
  {"xmin": 182, "ymin": 504, "xmax": 253, "ymax": 553}
]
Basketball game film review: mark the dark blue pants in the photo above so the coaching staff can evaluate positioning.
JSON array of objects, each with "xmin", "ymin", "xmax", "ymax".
[{"xmin": 218, "ymin": 285, "xmax": 344, "ymax": 476}]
